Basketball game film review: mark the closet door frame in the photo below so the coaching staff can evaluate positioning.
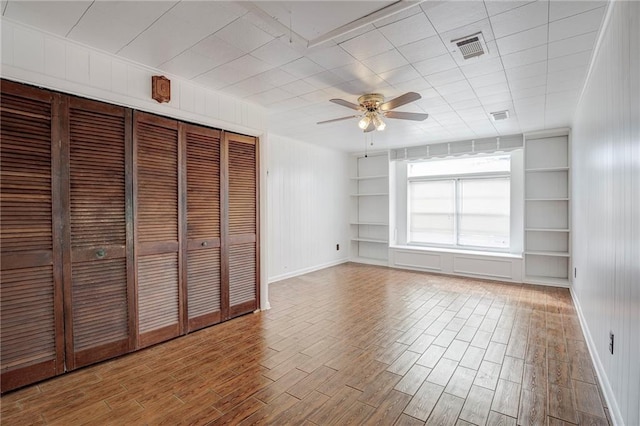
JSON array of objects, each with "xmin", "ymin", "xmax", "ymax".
[
  {"xmin": 0, "ymin": 81, "xmax": 65, "ymax": 391},
  {"xmin": 133, "ymin": 112, "xmax": 185, "ymax": 348},
  {"xmin": 60, "ymin": 97, "xmax": 135, "ymax": 370},
  {"xmin": 181, "ymin": 123, "xmax": 223, "ymax": 332},
  {"xmin": 221, "ymin": 132, "xmax": 260, "ymax": 320}
]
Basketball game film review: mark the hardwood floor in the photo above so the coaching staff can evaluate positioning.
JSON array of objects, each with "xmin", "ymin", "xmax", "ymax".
[{"xmin": 1, "ymin": 263, "xmax": 610, "ymax": 425}]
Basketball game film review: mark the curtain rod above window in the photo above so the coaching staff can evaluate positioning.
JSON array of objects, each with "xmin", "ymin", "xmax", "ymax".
[{"xmin": 390, "ymin": 134, "xmax": 524, "ymax": 161}]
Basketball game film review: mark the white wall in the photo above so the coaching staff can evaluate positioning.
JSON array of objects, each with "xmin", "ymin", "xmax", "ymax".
[
  {"xmin": 571, "ymin": 2, "xmax": 639, "ymax": 425},
  {"xmin": 266, "ymin": 134, "xmax": 350, "ymax": 283},
  {"xmin": 0, "ymin": 18, "xmax": 266, "ymax": 136}
]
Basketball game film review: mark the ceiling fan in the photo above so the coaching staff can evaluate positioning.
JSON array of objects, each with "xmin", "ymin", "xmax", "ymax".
[{"xmin": 317, "ymin": 92, "xmax": 428, "ymax": 132}]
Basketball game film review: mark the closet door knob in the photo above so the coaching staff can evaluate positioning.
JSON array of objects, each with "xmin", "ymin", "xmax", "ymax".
[
  {"xmin": 96, "ymin": 249, "xmax": 106, "ymax": 259},
  {"xmin": 202, "ymin": 241, "xmax": 208, "ymax": 247}
]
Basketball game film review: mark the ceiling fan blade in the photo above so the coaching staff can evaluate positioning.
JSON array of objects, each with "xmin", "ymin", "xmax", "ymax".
[
  {"xmin": 330, "ymin": 98, "xmax": 361, "ymax": 110},
  {"xmin": 317, "ymin": 115, "xmax": 360, "ymax": 124},
  {"xmin": 380, "ymin": 92, "xmax": 422, "ymax": 111},
  {"xmin": 364, "ymin": 121, "xmax": 375, "ymax": 133},
  {"xmin": 384, "ymin": 111, "xmax": 429, "ymax": 121}
]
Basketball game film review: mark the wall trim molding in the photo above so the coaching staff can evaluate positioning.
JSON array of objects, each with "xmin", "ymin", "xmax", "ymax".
[
  {"xmin": 268, "ymin": 258, "xmax": 349, "ymax": 284},
  {"xmin": 570, "ymin": 288, "xmax": 623, "ymax": 426}
]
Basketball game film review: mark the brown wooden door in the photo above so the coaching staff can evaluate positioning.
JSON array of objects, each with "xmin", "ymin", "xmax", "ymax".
[
  {"xmin": 0, "ymin": 81, "xmax": 65, "ymax": 391},
  {"xmin": 133, "ymin": 112, "xmax": 183, "ymax": 348},
  {"xmin": 183, "ymin": 124, "xmax": 222, "ymax": 331},
  {"xmin": 223, "ymin": 133, "xmax": 259, "ymax": 319},
  {"xmin": 63, "ymin": 98, "xmax": 134, "ymax": 369}
]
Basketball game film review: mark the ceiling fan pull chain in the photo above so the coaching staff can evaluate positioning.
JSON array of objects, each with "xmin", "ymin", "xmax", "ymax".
[
  {"xmin": 289, "ymin": 9, "xmax": 293, "ymax": 44},
  {"xmin": 364, "ymin": 132, "xmax": 368, "ymax": 158}
]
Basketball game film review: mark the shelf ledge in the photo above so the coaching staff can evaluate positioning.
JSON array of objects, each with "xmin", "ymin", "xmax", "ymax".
[
  {"xmin": 525, "ymin": 251, "xmax": 570, "ymax": 257},
  {"xmin": 350, "ymin": 193, "xmax": 389, "ymax": 196},
  {"xmin": 352, "ymin": 238, "xmax": 388, "ymax": 243},
  {"xmin": 525, "ymin": 167, "xmax": 569, "ymax": 172},
  {"xmin": 350, "ymin": 222, "xmax": 388, "ymax": 226},
  {"xmin": 390, "ymin": 245, "xmax": 522, "ymax": 259},
  {"xmin": 525, "ymin": 228, "xmax": 570, "ymax": 232},
  {"xmin": 349, "ymin": 175, "xmax": 388, "ymax": 180}
]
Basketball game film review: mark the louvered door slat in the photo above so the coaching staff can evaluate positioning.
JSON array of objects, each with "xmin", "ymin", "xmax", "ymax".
[
  {"xmin": 1, "ymin": 82, "xmax": 63, "ymax": 392},
  {"xmin": 134, "ymin": 112, "xmax": 181, "ymax": 348},
  {"xmin": 66, "ymin": 100, "xmax": 131, "ymax": 369},
  {"xmin": 224, "ymin": 133, "xmax": 259, "ymax": 319},
  {"xmin": 185, "ymin": 125, "xmax": 222, "ymax": 331}
]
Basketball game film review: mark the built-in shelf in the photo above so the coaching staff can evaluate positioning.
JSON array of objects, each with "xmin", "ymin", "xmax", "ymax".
[
  {"xmin": 525, "ymin": 166, "xmax": 570, "ymax": 172},
  {"xmin": 524, "ymin": 133, "xmax": 571, "ymax": 286},
  {"xmin": 351, "ymin": 237, "xmax": 388, "ymax": 243},
  {"xmin": 525, "ymin": 228, "xmax": 570, "ymax": 233},
  {"xmin": 350, "ymin": 152, "xmax": 390, "ymax": 265},
  {"xmin": 349, "ymin": 174, "xmax": 388, "ymax": 180},
  {"xmin": 525, "ymin": 250, "xmax": 570, "ymax": 257}
]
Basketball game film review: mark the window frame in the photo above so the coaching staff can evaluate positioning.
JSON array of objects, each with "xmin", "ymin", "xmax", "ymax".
[{"xmin": 407, "ymin": 168, "xmax": 511, "ymax": 252}]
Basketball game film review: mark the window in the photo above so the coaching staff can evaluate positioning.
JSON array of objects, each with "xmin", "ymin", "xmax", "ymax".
[{"xmin": 408, "ymin": 155, "xmax": 511, "ymax": 250}]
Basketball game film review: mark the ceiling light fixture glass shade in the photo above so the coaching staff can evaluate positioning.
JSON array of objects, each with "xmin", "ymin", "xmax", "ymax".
[
  {"xmin": 372, "ymin": 114, "xmax": 386, "ymax": 131},
  {"xmin": 358, "ymin": 115, "xmax": 371, "ymax": 130}
]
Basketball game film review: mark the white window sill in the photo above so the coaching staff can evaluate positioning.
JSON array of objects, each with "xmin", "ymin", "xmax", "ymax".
[{"xmin": 389, "ymin": 245, "xmax": 523, "ymax": 259}]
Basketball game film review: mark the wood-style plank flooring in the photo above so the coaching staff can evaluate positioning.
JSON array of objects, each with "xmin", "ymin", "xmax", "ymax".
[{"xmin": 1, "ymin": 263, "xmax": 611, "ymax": 425}]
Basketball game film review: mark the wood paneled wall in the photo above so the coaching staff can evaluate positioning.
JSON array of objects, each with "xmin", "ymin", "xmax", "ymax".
[{"xmin": 0, "ymin": 80, "xmax": 260, "ymax": 393}]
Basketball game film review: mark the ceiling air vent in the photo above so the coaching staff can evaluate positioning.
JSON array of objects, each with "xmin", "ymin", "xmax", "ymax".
[
  {"xmin": 490, "ymin": 110, "xmax": 510, "ymax": 121},
  {"xmin": 451, "ymin": 32, "xmax": 487, "ymax": 60}
]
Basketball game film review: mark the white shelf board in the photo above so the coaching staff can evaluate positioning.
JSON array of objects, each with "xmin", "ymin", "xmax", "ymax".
[
  {"xmin": 349, "ymin": 256, "xmax": 388, "ymax": 267},
  {"xmin": 350, "ymin": 222, "xmax": 388, "ymax": 226},
  {"xmin": 351, "ymin": 237, "xmax": 388, "ymax": 243},
  {"xmin": 525, "ymin": 166, "xmax": 569, "ymax": 172},
  {"xmin": 350, "ymin": 193, "xmax": 389, "ymax": 197},
  {"xmin": 525, "ymin": 251, "xmax": 570, "ymax": 257},
  {"xmin": 525, "ymin": 228, "xmax": 570, "ymax": 233},
  {"xmin": 525, "ymin": 198, "xmax": 570, "ymax": 201},
  {"xmin": 349, "ymin": 175, "xmax": 388, "ymax": 180},
  {"xmin": 523, "ymin": 275, "xmax": 571, "ymax": 287}
]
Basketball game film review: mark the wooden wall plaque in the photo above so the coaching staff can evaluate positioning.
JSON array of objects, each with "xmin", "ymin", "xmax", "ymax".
[{"xmin": 152, "ymin": 75, "xmax": 171, "ymax": 103}]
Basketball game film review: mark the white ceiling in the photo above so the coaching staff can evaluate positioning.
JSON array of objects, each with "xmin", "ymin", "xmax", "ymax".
[{"xmin": 2, "ymin": 0, "xmax": 607, "ymax": 151}]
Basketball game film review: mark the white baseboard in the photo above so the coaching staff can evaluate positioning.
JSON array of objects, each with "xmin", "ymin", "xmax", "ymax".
[
  {"xmin": 570, "ymin": 288, "xmax": 623, "ymax": 426},
  {"xmin": 267, "ymin": 258, "xmax": 349, "ymax": 284}
]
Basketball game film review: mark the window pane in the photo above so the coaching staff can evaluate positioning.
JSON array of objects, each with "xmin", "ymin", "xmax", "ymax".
[
  {"xmin": 409, "ymin": 180, "xmax": 455, "ymax": 245},
  {"xmin": 408, "ymin": 155, "xmax": 510, "ymax": 177},
  {"xmin": 459, "ymin": 178, "xmax": 510, "ymax": 248}
]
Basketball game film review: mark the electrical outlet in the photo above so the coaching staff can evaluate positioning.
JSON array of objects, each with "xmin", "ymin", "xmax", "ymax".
[
  {"xmin": 609, "ymin": 331, "xmax": 614, "ymax": 354},
  {"xmin": 336, "ymin": 244, "xmax": 339, "ymax": 251}
]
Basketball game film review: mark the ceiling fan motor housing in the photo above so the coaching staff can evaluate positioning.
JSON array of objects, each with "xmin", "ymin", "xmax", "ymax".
[{"xmin": 357, "ymin": 93, "xmax": 385, "ymax": 112}]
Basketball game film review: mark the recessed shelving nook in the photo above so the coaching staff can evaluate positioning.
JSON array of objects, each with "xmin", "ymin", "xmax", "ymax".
[
  {"xmin": 349, "ymin": 152, "xmax": 389, "ymax": 266},
  {"xmin": 523, "ymin": 130, "xmax": 571, "ymax": 286}
]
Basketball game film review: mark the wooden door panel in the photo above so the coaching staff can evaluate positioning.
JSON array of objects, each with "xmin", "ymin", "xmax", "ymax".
[
  {"xmin": 134, "ymin": 112, "xmax": 182, "ymax": 347},
  {"xmin": 187, "ymin": 248, "xmax": 221, "ymax": 329},
  {"xmin": 0, "ymin": 81, "xmax": 64, "ymax": 392},
  {"xmin": 228, "ymin": 243, "xmax": 257, "ymax": 317},
  {"xmin": 65, "ymin": 99, "xmax": 131, "ymax": 369},
  {"xmin": 137, "ymin": 252, "xmax": 180, "ymax": 347},
  {"xmin": 224, "ymin": 133, "xmax": 259, "ymax": 319},
  {"xmin": 185, "ymin": 124, "xmax": 222, "ymax": 331}
]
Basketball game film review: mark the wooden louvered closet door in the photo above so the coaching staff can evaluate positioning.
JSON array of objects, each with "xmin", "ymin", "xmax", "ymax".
[
  {"xmin": 63, "ymin": 98, "xmax": 133, "ymax": 369},
  {"xmin": 183, "ymin": 124, "xmax": 222, "ymax": 331},
  {"xmin": 134, "ymin": 112, "xmax": 182, "ymax": 348},
  {"xmin": 0, "ymin": 81, "xmax": 64, "ymax": 391},
  {"xmin": 223, "ymin": 133, "xmax": 259, "ymax": 319}
]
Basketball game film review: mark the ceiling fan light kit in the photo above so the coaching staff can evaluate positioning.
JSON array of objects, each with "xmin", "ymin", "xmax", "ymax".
[{"xmin": 318, "ymin": 92, "xmax": 428, "ymax": 132}]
